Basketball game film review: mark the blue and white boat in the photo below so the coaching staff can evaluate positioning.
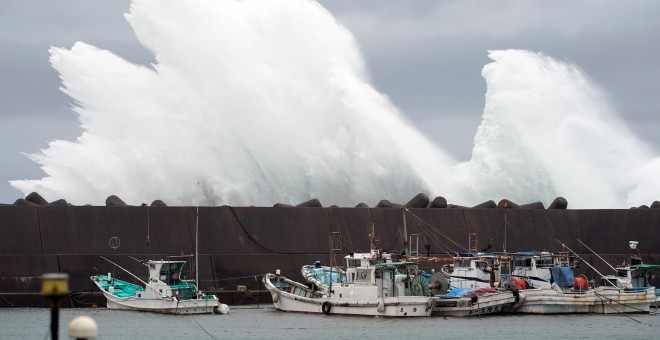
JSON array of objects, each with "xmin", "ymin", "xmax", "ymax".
[
  {"xmin": 503, "ymin": 251, "xmax": 655, "ymax": 314},
  {"xmin": 598, "ymin": 241, "xmax": 660, "ymax": 307},
  {"xmin": 91, "ymin": 258, "xmax": 228, "ymax": 315}
]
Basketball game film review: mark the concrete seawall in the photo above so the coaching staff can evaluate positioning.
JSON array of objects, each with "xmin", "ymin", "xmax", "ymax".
[{"xmin": 1, "ymin": 206, "xmax": 658, "ymax": 307}]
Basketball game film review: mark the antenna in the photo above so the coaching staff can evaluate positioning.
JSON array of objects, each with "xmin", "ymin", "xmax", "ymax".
[
  {"xmin": 468, "ymin": 233, "xmax": 478, "ymax": 254},
  {"xmin": 147, "ymin": 207, "xmax": 151, "ymax": 250},
  {"xmin": 402, "ymin": 208, "xmax": 408, "ymax": 250},
  {"xmin": 328, "ymin": 232, "xmax": 342, "ymax": 298},
  {"xmin": 502, "ymin": 209, "xmax": 507, "ymax": 253}
]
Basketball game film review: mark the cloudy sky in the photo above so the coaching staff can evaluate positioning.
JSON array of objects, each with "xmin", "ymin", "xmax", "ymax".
[{"xmin": 1, "ymin": 0, "xmax": 659, "ymax": 204}]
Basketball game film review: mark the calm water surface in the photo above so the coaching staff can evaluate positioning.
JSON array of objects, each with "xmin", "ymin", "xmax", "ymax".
[{"xmin": 1, "ymin": 306, "xmax": 659, "ymax": 339}]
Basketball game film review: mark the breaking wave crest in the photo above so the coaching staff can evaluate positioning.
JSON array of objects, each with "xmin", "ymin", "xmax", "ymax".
[{"xmin": 10, "ymin": 0, "xmax": 658, "ymax": 208}]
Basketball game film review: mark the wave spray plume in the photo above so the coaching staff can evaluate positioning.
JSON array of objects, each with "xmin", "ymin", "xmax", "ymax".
[{"xmin": 11, "ymin": 0, "xmax": 659, "ymax": 208}]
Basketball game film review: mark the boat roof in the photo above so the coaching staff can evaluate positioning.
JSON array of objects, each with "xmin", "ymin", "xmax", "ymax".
[
  {"xmin": 456, "ymin": 252, "xmax": 498, "ymax": 258},
  {"xmin": 632, "ymin": 264, "xmax": 660, "ymax": 270},
  {"xmin": 148, "ymin": 260, "xmax": 187, "ymax": 264},
  {"xmin": 374, "ymin": 261, "xmax": 415, "ymax": 268},
  {"xmin": 515, "ymin": 251, "xmax": 551, "ymax": 256}
]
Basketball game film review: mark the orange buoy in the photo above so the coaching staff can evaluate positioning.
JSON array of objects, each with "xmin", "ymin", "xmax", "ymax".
[{"xmin": 573, "ymin": 276, "xmax": 588, "ymax": 290}]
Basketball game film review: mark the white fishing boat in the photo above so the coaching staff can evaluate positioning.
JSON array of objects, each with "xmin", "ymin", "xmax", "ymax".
[
  {"xmin": 91, "ymin": 207, "xmax": 228, "ymax": 315},
  {"xmin": 91, "ymin": 258, "xmax": 228, "ymax": 314},
  {"xmin": 429, "ymin": 253, "xmax": 516, "ymax": 316},
  {"xmin": 503, "ymin": 250, "xmax": 655, "ymax": 314},
  {"xmin": 265, "ymin": 247, "xmax": 432, "ymax": 317},
  {"xmin": 304, "ymin": 254, "xmax": 516, "ymax": 317},
  {"xmin": 402, "ymin": 235, "xmax": 517, "ymax": 317},
  {"xmin": 596, "ymin": 241, "xmax": 660, "ymax": 307},
  {"xmin": 431, "ymin": 287, "xmax": 516, "ymax": 317},
  {"xmin": 448, "ymin": 252, "xmax": 505, "ymax": 289}
]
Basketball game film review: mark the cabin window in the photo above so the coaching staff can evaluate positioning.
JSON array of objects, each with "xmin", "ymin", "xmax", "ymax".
[
  {"xmin": 537, "ymin": 258, "xmax": 554, "ymax": 267},
  {"xmin": 356, "ymin": 269, "xmax": 371, "ymax": 282},
  {"xmin": 347, "ymin": 259, "xmax": 360, "ymax": 268},
  {"xmin": 601, "ymin": 278, "xmax": 618, "ymax": 287},
  {"xmin": 514, "ymin": 258, "xmax": 532, "ymax": 268},
  {"xmin": 617, "ymin": 270, "xmax": 627, "ymax": 277}
]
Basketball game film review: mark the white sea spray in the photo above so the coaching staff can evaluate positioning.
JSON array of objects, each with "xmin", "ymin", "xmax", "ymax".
[{"xmin": 11, "ymin": 0, "xmax": 658, "ymax": 208}]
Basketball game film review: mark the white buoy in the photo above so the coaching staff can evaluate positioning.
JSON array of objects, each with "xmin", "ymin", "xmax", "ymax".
[
  {"xmin": 68, "ymin": 315, "xmax": 98, "ymax": 339},
  {"xmin": 376, "ymin": 300, "xmax": 385, "ymax": 313},
  {"xmin": 218, "ymin": 303, "xmax": 230, "ymax": 314}
]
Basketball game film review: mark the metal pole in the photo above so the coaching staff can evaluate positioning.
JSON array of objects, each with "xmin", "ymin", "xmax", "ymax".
[
  {"xmin": 577, "ymin": 239, "xmax": 617, "ymax": 272},
  {"xmin": 503, "ymin": 210, "xmax": 507, "ymax": 253},
  {"xmin": 402, "ymin": 208, "xmax": 408, "ymax": 252},
  {"xmin": 555, "ymin": 239, "xmax": 617, "ymax": 287},
  {"xmin": 50, "ymin": 296, "xmax": 59, "ymax": 340}
]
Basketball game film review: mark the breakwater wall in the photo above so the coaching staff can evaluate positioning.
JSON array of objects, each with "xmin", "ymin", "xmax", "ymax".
[{"xmin": 1, "ymin": 205, "xmax": 659, "ymax": 307}]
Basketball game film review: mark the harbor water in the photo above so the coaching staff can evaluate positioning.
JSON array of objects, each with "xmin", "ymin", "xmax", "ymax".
[{"xmin": 1, "ymin": 306, "xmax": 659, "ymax": 339}]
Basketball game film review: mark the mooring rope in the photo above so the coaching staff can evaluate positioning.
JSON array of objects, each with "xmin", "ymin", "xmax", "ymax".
[
  {"xmin": 593, "ymin": 290, "xmax": 655, "ymax": 325},
  {"xmin": 190, "ymin": 313, "xmax": 217, "ymax": 339}
]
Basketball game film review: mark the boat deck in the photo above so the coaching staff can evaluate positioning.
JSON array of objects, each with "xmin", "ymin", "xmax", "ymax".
[{"xmin": 92, "ymin": 275, "xmax": 144, "ymax": 298}]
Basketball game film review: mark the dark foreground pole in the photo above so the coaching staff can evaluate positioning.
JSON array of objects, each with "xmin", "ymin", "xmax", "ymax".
[
  {"xmin": 42, "ymin": 273, "xmax": 69, "ymax": 340},
  {"xmin": 50, "ymin": 296, "xmax": 60, "ymax": 340}
]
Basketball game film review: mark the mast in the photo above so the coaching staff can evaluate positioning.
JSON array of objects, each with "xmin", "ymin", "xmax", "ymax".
[
  {"xmin": 503, "ymin": 209, "xmax": 507, "ymax": 253},
  {"xmin": 402, "ymin": 208, "xmax": 408, "ymax": 252}
]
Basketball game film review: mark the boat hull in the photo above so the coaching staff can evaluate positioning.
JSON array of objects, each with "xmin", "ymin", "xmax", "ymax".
[
  {"xmin": 102, "ymin": 291, "xmax": 219, "ymax": 314},
  {"xmin": 92, "ymin": 276, "xmax": 219, "ymax": 315},
  {"xmin": 588, "ymin": 288, "xmax": 654, "ymax": 314},
  {"xmin": 432, "ymin": 292, "xmax": 516, "ymax": 317},
  {"xmin": 508, "ymin": 287, "xmax": 654, "ymax": 314},
  {"xmin": 264, "ymin": 274, "xmax": 431, "ymax": 317}
]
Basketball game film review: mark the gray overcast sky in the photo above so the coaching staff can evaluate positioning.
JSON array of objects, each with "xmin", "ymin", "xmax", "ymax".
[{"xmin": 1, "ymin": 0, "xmax": 659, "ymax": 204}]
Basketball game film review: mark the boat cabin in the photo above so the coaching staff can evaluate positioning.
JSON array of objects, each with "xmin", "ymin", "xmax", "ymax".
[
  {"xmin": 509, "ymin": 252, "xmax": 579, "ymax": 289},
  {"xmin": 451, "ymin": 253, "xmax": 501, "ymax": 289},
  {"xmin": 146, "ymin": 260, "xmax": 198, "ymax": 300},
  {"xmin": 338, "ymin": 251, "xmax": 417, "ymax": 298}
]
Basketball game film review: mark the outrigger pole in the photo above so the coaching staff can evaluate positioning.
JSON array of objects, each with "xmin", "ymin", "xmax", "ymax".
[
  {"xmin": 99, "ymin": 256, "xmax": 168, "ymax": 297},
  {"xmin": 554, "ymin": 239, "xmax": 616, "ymax": 287},
  {"xmin": 577, "ymin": 239, "xmax": 617, "ymax": 272}
]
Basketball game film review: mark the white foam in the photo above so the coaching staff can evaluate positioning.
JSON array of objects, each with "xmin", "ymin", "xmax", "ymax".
[{"xmin": 10, "ymin": 1, "xmax": 658, "ymax": 208}]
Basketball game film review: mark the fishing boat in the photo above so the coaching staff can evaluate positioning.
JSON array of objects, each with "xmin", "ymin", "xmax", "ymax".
[
  {"xmin": 430, "ymin": 253, "xmax": 517, "ymax": 316},
  {"xmin": 91, "ymin": 207, "xmax": 229, "ymax": 314},
  {"xmin": 303, "ymin": 252, "xmax": 516, "ymax": 316},
  {"xmin": 91, "ymin": 257, "xmax": 228, "ymax": 314},
  {"xmin": 596, "ymin": 241, "xmax": 660, "ymax": 307},
  {"xmin": 265, "ymin": 242, "xmax": 432, "ymax": 317},
  {"xmin": 431, "ymin": 287, "xmax": 516, "ymax": 317},
  {"xmin": 401, "ymin": 231, "xmax": 517, "ymax": 316},
  {"xmin": 502, "ymin": 250, "xmax": 655, "ymax": 314}
]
